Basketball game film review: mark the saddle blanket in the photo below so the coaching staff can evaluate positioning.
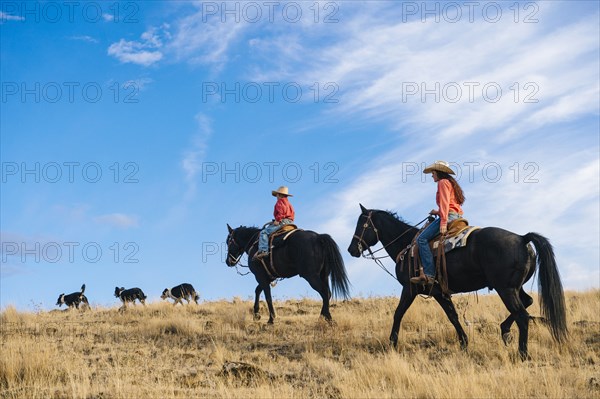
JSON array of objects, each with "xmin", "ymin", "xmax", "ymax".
[
  {"xmin": 409, "ymin": 225, "xmax": 480, "ymax": 257},
  {"xmin": 432, "ymin": 225, "xmax": 480, "ymax": 253}
]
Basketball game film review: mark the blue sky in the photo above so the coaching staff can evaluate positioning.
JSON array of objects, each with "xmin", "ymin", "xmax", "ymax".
[{"xmin": 1, "ymin": 1, "xmax": 599, "ymax": 310}]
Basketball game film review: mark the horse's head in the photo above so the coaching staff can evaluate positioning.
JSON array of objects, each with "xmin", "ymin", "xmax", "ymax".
[
  {"xmin": 225, "ymin": 224, "xmax": 245, "ymax": 266},
  {"xmin": 348, "ymin": 204, "xmax": 381, "ymax": 257}
]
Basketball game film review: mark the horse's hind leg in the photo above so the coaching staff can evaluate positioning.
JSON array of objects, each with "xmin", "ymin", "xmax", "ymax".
[
  {"xmin": 501, "ymin": 288, "xmax": 533, "ymax": 345},
  {"xmin": 253, "ymin": 285, "xmax": 263, "ymax": 320},
  {"xmin": 305, "ymin": 275, "xmax": 332, "ymax": 321},
  {"xmin": 390, "ymin": 288, "xmax": 417, "ymax": 349},
  {"xmin": 262, "ymin": 284, "xmax": 276, "ymax": 324},
  {"xmin": 434, "ymin": 294, "xmax": 468, "ymax": 350},
  {"xmin": 497, "ymin": 288, "xmax": 530, "ymax": 360}
]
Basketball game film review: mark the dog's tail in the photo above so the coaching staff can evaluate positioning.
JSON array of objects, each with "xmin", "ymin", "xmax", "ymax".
[{"xmin": 80, "ymin": 284, "xmax": 86, "ymax": 294}]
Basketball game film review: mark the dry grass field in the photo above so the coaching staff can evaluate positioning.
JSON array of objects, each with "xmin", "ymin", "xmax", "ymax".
[{"xmin": 1, "ymin": 290, "xmax": 599, "ymax": 399}]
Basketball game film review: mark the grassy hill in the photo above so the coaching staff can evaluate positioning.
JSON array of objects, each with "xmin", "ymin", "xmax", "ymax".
[{"xmin": 1, "ymin": 290, "xmax": 599, "ymax": 398}]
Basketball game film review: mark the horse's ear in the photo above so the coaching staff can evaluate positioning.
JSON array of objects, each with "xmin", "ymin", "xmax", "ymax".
[
  {"xmin": 360, "ymin": 204, "xmax": 368, "ymax": 214},
  {"xmin": 227, "ymin": 224, "xmax": 233, "ymax": 233}
]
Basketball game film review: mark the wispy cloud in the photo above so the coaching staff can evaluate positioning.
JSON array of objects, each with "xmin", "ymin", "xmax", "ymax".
[
  {"xmin": 182, "ymin": 113, "xmax": 213, "ymax": 198},
  {"xmin": 107, "ymin": 26, "xmax": 168, "ymax": 66},
  {"xmin": 69, "ymin": 35, "xmax": 99, "ymax": 44},
  {"xmin": 94, "ymin": 213, "xmax": 139, "ymax": 229},
  {"xmin": 0, "ymin": 11, "xmax": 24, "ymax": 22},
  {"xmin": 167, "ymin": 7, "xmax": 247, "ymax": 69},
  {"xmin": 247, "ymin": 4, "xmax": 599, "ymax": 138},
  {"xmin": 107, "ymin": 3, "xmax": 247, "ymax": 70},
  {"xmin": 159, "ymin": 113, "xmax": 214, "ymax": 228}
]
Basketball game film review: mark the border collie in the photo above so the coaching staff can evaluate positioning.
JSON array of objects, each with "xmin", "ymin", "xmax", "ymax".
[
  {"xmin": 161, "ymin": 283, "xmax": 199, "ymax": 305},
  {"xmin": 114, "ymin": 287, "xmax": 147, "ymax": 308},
  {"xmin": 56, "ymin": 284, "xmax": 89, "ymax": 309}
]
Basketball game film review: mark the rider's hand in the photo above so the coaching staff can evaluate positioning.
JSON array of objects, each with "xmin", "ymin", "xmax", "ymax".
[
  {"xmin": 273, "ymin": 220, "xmax": 280, "ymax": 226},
  {"xmin": 430, "ymin": 209, "xmax": 439, "ymax": 216},
  {"xmin": 440, "ymin": 225, "xmax": 447, "ymax": 234}
]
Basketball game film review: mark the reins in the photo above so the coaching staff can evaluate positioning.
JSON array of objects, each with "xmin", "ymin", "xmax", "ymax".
[
  {"xmin": 356, "ymin": 213, "xmax": 431, "ymax": 281},
  {"xmin": 228, "ymin": 229, "xmax": 283, "ymax": 286},
  {"xmin": 227, "ymin": 230, "xmax": 260, "ymax": 275}
]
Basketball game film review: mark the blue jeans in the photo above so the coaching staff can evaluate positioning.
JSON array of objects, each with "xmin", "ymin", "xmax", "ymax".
[
  {"xmin": 258, "ymin": 219, "xmax": 293, "ymax": 252},
  {"xmin": 417, "ymin": 212, "xmax": 462, "ymax": 277}
]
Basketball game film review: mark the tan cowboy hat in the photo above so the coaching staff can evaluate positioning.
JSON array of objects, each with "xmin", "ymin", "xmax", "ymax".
[
  {"xmin": 272, "ymin": 186, "xmax": 293, "ymax": 197},
  {"xmin": 423, "ymin": 160, "xmax": 455, "ymax": 175}
]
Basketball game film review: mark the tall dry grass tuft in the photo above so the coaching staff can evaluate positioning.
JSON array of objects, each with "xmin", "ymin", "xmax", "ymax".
[{"xmin": 0, "ymin": 290, "xmax": 598, "ymax": 398}]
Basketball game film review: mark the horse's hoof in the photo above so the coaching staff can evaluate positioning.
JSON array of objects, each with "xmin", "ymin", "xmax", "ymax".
[
  {"xmin": 519, "ymin": 351, "xmax": 531, "ymax": 362},
  {"xmin": 253, "ymin": 313, "xmax": 261, "ymax": 321},
  {"xmin": 502, "ymin": 332, "xmax": 513, "ymax": 345},
  {"xmin": 267, "ymin": 319, "xmax": 274, "ymax": 325}
]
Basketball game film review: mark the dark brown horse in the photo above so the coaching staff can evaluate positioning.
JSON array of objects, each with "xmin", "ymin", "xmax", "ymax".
[
  {"xmin": 226, "ymin": 224, "xmax": 351, "ymax": 323},
  {"xmin": 348, "ymin": 205, "xmax": 567, "ymax": 359}
]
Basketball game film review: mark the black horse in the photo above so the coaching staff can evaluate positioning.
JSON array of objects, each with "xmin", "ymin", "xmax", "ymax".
[
  {"xmin": 226, "ymin": 224, "xmax": 351, "ymax": 323},
  {"xmin": 348, "ymin": 204, "xmax": 567, "ymax": 359}
]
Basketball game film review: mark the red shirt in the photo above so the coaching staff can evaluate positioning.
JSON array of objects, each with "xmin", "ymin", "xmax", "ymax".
[
  {"xmin": 436, "ymin": 179, "xmax": 463, "ymax": 226},
  {"xmin": 274, "ymin": 197, "xmax": 295, "ymax": 222}
]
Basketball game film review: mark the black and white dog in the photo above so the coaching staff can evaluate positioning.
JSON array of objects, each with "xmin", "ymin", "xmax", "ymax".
[
  {"xmin": 56, "ymin": 284, "xmax": 89, "ymax": 309},
  {"xmin": 114, "ymin": 287, "xmax": 147, "ymax": 308},
  {"xmin": 161, "ymin": 283, "xmax": 199, "ymax": 305}
]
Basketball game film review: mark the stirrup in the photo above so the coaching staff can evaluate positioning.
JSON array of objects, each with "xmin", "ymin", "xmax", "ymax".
[
  {"xmin": 254, "ymin": 251, "xmax": 268, "ymax": 259},
  {"xmin": 410, "ymin": 275, "xmax": 435, "ymax": 285}
]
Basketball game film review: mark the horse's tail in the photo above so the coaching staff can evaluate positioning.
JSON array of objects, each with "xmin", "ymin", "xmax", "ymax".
[
  {"xmin": 319, "ymin": 234, "xmax": 351, "ymax": 300},
  {"xmin": 524, "ymin": 232, "xmax": 568, "ymax": 343}
]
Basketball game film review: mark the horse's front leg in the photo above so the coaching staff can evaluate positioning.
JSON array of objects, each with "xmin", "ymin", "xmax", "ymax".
[
  {"xmin": 390, "ymin": 288, "xmax": 417, "ymax": 348},
  {"xmin": 434, "ymin": 293, "xmax": 468, "ymax": 350},
  {"xmin": 262, "ymin": 284, "xmax": 276, "ymax": 324},
  {"xmin": 253, "ymin": 284, "xmax": 262, "ymax": 321}
]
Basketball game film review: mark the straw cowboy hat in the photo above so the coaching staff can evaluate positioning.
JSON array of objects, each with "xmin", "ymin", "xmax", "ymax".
[
  {"xmin": 423, "ymin": 161, "xmax": 455, "ymax": 175},
  {"xmin": 272, "ymin": 186, "xmax": 293, "ymax": 197}
]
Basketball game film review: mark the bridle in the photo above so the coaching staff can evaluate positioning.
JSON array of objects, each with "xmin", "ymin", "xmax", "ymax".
[
  {"xmin": 352, "ymin": 211, "xmax": 431, "ymax": 280},
  {"xmin": 353, "ymin": 211, "xmax": 381, "ymax": 255},
  {"xmin": 226, "ymin": 230, "xmax": 260, "ymax": 267}
]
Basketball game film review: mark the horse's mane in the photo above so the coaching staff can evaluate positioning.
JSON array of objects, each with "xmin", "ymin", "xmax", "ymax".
[
  {"xmin": 380, "ymin": 209, "xmax": 411, "ymax": 225},
  {"xmin": 235, "ymin": 225, "xmax": 260, "ymax": 234}
]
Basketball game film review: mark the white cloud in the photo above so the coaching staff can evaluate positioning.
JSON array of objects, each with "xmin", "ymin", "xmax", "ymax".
[
  {"xmin": 123, "ymin": 77, "xmax": 153, "ymax": 91},
  {"xmin": 166, "ymin": 8, "xmax": 247, "ymax": 70},
  {"xmin": 107, "ymin": 3, "xmax": 246, "ymax": 70},
  {"xmin": 107, "ymin": 26, "xmax": 167, "ymax": 66},
  {"xmin": 159, "ymin": 113, "xmax": 214, "ymax": 228},
  {"xmin": 108, "ymin": 40, "xmax": 163, "ymax": 66},
  {"xmin": 182, "ymin": 113, "xmax": 213, "ymax": 197},
  {"xmin": 69, "ymin": 35, "xmax": 99, "ymax": 44},
  {"xmin": 94, "ymin": 213, "xmax": 139, "ymax": 229},
  {"xmin": 0, "ymin": 11, "xmax": 24, "ymax": 22}
]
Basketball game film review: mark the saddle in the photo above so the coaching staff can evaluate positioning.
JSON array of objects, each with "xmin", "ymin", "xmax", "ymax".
[
  {"xmin": 409, "ymin": 218, "xmax": 479, "ymax": 257},
  {"xmin": 269, "ymin": 224, "xmax": 299, "ymax": 250},
  {"xmin": 403, "ymin": 218, "xmax": 480, "ymax": 295},
  {"xmin": 257, "ymin": 224, "xmax": 301, "ymax": 281}
]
